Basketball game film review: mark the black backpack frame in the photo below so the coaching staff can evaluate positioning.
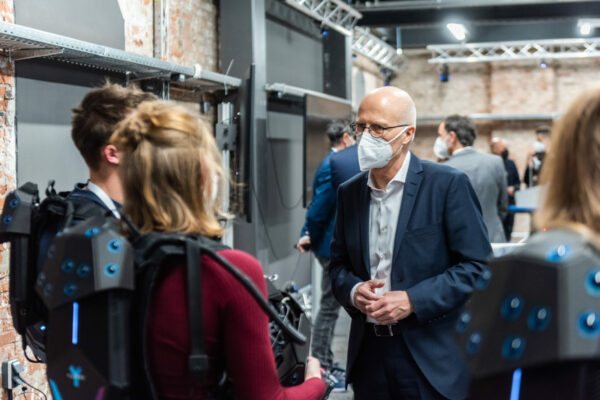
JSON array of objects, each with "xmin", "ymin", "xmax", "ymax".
[
  {"xmin": 0, "ymin": 181, "xmax": 109, "ymax": 363},
  {"xmin": 1, "ymin": 182, "xmax": 313, "ymax": 399},
  {"xmin": 37, "ymin": 215, "xmax": 309, "ymax": 399}
]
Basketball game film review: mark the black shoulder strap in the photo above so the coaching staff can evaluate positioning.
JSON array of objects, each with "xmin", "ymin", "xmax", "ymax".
[
  {"xmin": 185, "ymin": 239, "xmax": 208, "ymax": 381},
  {"xmin": 132, "ymin": 233, "xmax": 229, "ymax": 399}
]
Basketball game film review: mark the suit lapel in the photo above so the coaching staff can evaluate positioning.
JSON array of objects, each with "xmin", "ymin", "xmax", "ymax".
[
  {"xmin": 392, "ymin": 156, "xmax": 424, "ymax": 267},
  {"xmin": 357, "ymin": 174, "xmax": 371, "ymax": 279}
]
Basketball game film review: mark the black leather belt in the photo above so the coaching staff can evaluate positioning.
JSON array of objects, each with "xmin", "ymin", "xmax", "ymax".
[{"xmin": 366, "ymin": 322, "xmax": 403, "ymax": 337}]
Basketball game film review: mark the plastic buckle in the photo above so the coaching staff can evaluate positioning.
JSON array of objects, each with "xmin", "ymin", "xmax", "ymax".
[{"xmin": 188, "ymin": 354, "xmax": 209, "ymax": 380}]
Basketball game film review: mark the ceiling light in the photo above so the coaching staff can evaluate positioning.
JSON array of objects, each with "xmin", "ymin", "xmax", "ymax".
[
  {"xmin": 447, "ymin": 23, "xmax": 467, "ymax": 41},
  {"xmin": 578, "ymin": 19, "xmax": 600, "ymax": 36},
  {"xmin": 580, "ymin": 22, "xmax": 592, "ymax": 36}
]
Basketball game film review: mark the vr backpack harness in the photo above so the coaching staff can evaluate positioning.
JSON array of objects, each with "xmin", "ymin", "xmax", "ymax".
[
  {"xmin": 21, "ymin": 209, "xmax": 312, "ymax": 399},
  {"xmin": 0, "ymin": 181, "xmax": 110, "ymax": 363}
]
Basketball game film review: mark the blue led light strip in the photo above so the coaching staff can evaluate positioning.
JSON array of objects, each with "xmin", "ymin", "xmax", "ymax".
[
  {"xmin": 72, "ymin": 302, "xmax": 79, "ymax": 345},
  {"xmin": 510, "ymin": 368, "xmax": 522, "ymax": 400},
  {"xmin": 50, "ymin": 379, "xmax": 64, "ymax": 400}
]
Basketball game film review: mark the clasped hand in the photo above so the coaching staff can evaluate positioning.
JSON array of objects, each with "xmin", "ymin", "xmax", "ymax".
[{"xmin": 354, "ymin": 280, "xmax": 413, "ymax": 325}]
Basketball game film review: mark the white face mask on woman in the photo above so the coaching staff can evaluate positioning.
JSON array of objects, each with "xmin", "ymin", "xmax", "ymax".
[
  {"xmin": 358, "ymin": 126, "xmax": 410, "ymax": 171},
  {"xmin": 433, "ymin": 136, "xmax": 450, "ymax": 159}
]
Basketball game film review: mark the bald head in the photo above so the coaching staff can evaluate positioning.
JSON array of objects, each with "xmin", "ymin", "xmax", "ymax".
[
  {"xmin": 490, "ymin": 137, "xmax": 506, "ymax": 155},
  {"xmin": 359, "ymin": 86, "xmax": 417, "ymax": 127}
]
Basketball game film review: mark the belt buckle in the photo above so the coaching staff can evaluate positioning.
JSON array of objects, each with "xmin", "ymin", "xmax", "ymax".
[{"xmin": 373, "ymin": 324, "xmax": 394, "ymax": 337}]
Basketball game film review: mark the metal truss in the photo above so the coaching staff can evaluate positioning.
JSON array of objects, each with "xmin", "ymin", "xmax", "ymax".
[
  {"xmin": 284, "ymin": 0, "xmax": 362, "ymax": 36},
  {"xmin": 428, "ymin": 38, "xmax": 600, "ymax": 64},
  {"xmin": 353, "ymin": 27, "xmax": 403, "ymax": 73},
  {"xmin": 284, "ymin": 1, "xmax": 403, "ymax": 73}
]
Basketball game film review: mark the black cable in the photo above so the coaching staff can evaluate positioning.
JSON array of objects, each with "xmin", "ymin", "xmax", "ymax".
[
  {"xmin": 136, "ymin": 237, "xmax": 307, "ymax": 345},
  {"xmin": 15, "ymin": 378, "xmax": 46, "ymax": 400},
  {"xmin": 202, "ymin": 246, "xmax": 307, "ymax": 345}
]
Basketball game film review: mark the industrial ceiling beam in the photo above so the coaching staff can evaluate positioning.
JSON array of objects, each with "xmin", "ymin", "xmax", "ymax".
[
  {"xmin": 427, "ymin": 37, "xmax": 600, "ymax": 63},
  {"xmin": 283, "ymin": 0, "xmax": 403, "ymax": 72},
  {"xmin": 355, "ymin": 0, "xmax": 599, "ymax": 12},
  {"xmin": 355, "ymin": 0, "xmax": 600, "ymax": 27},
  {"xmin": 353, "ymin": 27, "xmax": 403, "ymax": 72},
  {"xmin": 283, "ymin": 0, "xmax": 362, "ymax": 36}
]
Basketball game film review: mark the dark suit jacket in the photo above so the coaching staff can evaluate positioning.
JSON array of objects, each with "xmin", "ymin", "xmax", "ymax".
[
  {"xmin": 301, "ymin": 150, "xmax": 336, "ymax": 258},
  {"xmin": 330, "ymin": 154, "xmax": 491, "ymax": 400},
  {"xmin": 504, "ymin": 157, "xmax": 520, "ymax": 204},
  {"xmin": 330, "ymin": 145, "xmax": 361, "ymax": 192}
]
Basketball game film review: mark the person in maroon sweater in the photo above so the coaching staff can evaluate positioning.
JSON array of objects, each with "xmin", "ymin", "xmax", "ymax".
[{"xmin": 110, "ymin": 101, "xmax": 326, "ymax": 399}]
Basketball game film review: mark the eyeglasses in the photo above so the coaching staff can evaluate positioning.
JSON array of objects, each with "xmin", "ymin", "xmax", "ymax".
[{"xmin": 349, "ymin": 122, "xmax": 411, "ymax": 138}]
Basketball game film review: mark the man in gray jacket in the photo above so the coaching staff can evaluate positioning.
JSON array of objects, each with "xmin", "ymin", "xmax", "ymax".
[{"xmin": 435, "ymin": 115, "xmax": 508, "ymax": 243}]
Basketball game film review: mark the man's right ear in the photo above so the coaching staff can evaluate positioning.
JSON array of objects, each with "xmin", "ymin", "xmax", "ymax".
[{"xmin": 103, "ymin": 144, "xmax": 120, "ymax": 166}]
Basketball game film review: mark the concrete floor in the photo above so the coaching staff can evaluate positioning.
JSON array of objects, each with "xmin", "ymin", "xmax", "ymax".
[{"xmin": 329, "ymin": 311, "xmax": 353, "ymax": 400}]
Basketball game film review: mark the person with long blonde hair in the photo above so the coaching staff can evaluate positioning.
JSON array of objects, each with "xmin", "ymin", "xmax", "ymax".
[
  {"xmin": 110, "ymin": 101, "xmax": 325, "ymax": 399},
  {"xmin": 535, "ymin": 88, "xmax": 600, "ymax": 241}
]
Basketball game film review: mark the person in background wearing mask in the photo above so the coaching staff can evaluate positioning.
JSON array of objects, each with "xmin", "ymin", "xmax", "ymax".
[
  {"xmin": 330, "ymin": 87, "xmax": 491, "ymax": 400},
  {"xmin": 491, "ymin": 137, "xmax": 521, "ymax": 241},
  {"xmin": 329, "ymin": 122, "xmax": 361, "ymax": 192},
  {"xmin": 436, "ymin": 115, "xmax": 508, "ymax": 243},
  {"xmin": 524, "ymin": 124, "xmax": 551, "ymax": 187},
  {"xmin": 296, "ymin": 121, "xmax": 355, "ymax": 391}
]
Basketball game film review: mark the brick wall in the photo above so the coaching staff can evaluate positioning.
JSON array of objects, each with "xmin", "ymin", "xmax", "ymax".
[
  {"xmin": 166, "ymin": 0, "xmax": 218, "ymax": 69},
  {"xmin": 390, "ymin": 52, "xmax": 600, "ymax": 168},
  {"xmin": 0, "ymin": 2, "xmax": 50, "ymax": 398},
  {"xmin": 0, "ymin": 1, "xmax": 220, "ymax": 397},
  {"xmin": 119, "ymin": 0, "xmax": 154, "ymax": 57}
]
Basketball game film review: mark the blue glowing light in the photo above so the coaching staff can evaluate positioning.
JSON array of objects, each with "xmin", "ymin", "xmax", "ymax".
[
  {"xmin": 528, "ymin": 306, "xmax": 551, "ymax": 331},
  {"xmin": 546, "ymin": 245, "xmax": 571, "ymax": 262},
  {"xmin": 502, "ymin": 335, "xmax": 526, "ymax": 360},
  {"xmin": 501, "ymin": 295, "xmax": 524, "ymax": 320},
  {"xmin": 50, "ymin": 380, "xmax": 64, "ymax": 400},
  {"xmin": 510, "ymin": 368, "xmax": 522, "ymax": 400},
  {"xmin": 104, "ymin": 263, "xmax": 120, "ymax": 277},
  {"xmin": 69, "ymin": 365, "xmax": 82, "ymax": 388},
  {"xmin": 72, "ymin": 302, "xmax": 79, "ymax": 345}
]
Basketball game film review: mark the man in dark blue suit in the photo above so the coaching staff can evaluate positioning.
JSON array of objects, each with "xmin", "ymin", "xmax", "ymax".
[
  {"xmin": 330, "ymin": 143, "xmax": 361, "ymax": 192},
  {"xmin": 296, "ymin": 121, "xmax": 355, "ymax": 388},
  {"xmin": 330, "ymin": 87, "xmax": 491, "ymax": 399}
]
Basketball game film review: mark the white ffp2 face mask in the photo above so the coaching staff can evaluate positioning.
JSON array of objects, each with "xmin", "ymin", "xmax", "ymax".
[
  {"xmin": 357, "ymin": 127, "xmax": 409, "ymax": 171},
  {"xmin": 433, "ymin": 136, "xmax": 449, "ymax": 159}
]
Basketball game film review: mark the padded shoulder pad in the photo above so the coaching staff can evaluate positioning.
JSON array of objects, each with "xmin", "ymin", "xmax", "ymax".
[
  {"xmin": 133, "ymin": 232, "xmax": 229, "ymax": 269},
  {"xmin": 506, "ymin": 229, "xmax": 600, "ymax": 267}
]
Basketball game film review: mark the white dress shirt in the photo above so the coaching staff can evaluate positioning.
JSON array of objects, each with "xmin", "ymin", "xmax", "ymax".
[{"xmin": 350, "ymin": 152, "xmax": 411, "ymax": 323}]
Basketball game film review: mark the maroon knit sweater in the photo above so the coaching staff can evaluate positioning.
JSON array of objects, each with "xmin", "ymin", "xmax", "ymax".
[{"xmin": 147, "ymin": 249, "xmax": 325, "ymax": 399}]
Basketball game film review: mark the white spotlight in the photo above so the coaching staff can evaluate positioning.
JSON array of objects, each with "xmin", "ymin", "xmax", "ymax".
[
  {"xmin": 580, "ymin": 22, "xmax": 592, "ymax": 36},
  {"xmin": 447, "ymin": 23, "xmax": 467, "ymax": 41}
]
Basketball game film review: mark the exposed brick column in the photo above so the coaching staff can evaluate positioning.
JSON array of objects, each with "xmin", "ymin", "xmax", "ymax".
[{"xmin": 0, "ymin": 1, "xmax": 49, "ymax": 398}]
